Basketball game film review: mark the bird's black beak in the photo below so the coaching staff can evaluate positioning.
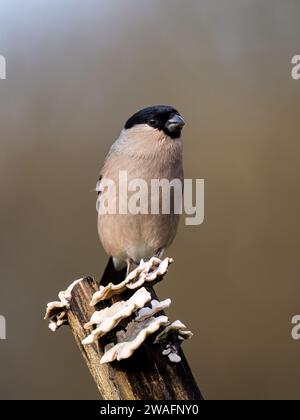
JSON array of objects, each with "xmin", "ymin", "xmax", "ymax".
[{"xmin": 166, "ymin": 114, "xmax": 185, "ymax": 132}]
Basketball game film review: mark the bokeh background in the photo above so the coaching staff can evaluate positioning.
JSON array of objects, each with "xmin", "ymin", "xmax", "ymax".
[{"xmin": 0, "ymin": 0, "xmax": 300, "ymax": 400}]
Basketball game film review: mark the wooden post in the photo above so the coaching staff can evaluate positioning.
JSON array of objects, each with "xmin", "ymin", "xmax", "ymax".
[{"xmin": 67, "ymin": 269, "xmax": 203, "ymax": 400}]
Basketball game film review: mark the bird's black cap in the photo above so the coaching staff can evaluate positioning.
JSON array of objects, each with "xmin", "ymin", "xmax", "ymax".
[{"xmin": 124, "ymin": 105, "xmax": 185, "ymax": 139}]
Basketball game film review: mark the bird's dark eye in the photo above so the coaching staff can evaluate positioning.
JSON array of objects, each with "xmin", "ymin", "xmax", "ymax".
[{"xmin": 149, "ymin": 119, "xmax": 157, "ymax": 126}]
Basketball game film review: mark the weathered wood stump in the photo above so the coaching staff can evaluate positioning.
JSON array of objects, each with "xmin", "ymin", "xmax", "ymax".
[{"xmin": 66, "ymin": 266, "xmax": 203, "ymax": 400}]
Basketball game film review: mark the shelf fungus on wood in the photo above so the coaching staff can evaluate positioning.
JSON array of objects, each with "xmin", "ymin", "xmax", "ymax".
[
  {"xmin": 90, "ymin": 257, "xmax": 173, "ymax": 306},
  {"xmin": 162, "ymin": 344, "xmax": 182, "ymax": 363},
  {"xmin": 44, "ymin": 257, "xmax": 194, "ymax": 368},
  {"xmin": 100, "ymin": 315, "xmax": 169, "ymax": 364},
  {"xmin": 154, "ymin": 320, "xmax": 194, "ymax": 364},
  {"xmin": 135, "ymin": 298, "xmax": 171, "ymax": 322},
  {"xmin": 82, "ymin": 287, "xmax": 151, "ymax": 345},
  {"xmin": 44, "ymin": 278, "xmax": 83, "ymax": 331}
]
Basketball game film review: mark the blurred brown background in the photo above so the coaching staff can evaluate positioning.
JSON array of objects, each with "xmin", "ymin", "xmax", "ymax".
[{"xmin": 0, "ymin": 0, "xmax": 300, "ymax": 400}]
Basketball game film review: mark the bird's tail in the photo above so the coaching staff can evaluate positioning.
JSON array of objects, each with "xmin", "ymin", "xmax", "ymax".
[{"xmin": 100, "ymin": 257, "xmax": 127, "ymax": 287}]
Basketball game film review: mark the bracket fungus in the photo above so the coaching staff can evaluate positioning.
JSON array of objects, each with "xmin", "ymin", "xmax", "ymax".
[
  {"xmin": 135, "ymin": 298, "xmax": 171, "ymax": 322},
  {"xmin": 154, "ymin": 320, "xmax": 194, "ymax": 364},
  {"xmin": 155, "ymin": 320, "xmax": 194, "ymax": 343},
  {"xmin": 89, "ymin": 257, "xmax": 173, "ymax": 305},
  {"xmin": 44, "ymin": 257, "xmax": 194, "ymax": 367},
  {"xmin": 162, "ymin": 344, "xmax": 182, "ymax": 364},
  {"xmin": 44, "ymin": 278, "xmax": 83, "ymax": 331},
  {"xmin": 100, "ymin": 316, "xmax": 169, "ymax": 364},
  {"xmin": 82, "ymin": 287, "xmax": 151, "ymax": 345}
]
